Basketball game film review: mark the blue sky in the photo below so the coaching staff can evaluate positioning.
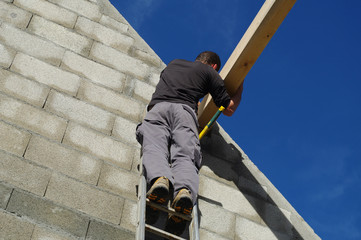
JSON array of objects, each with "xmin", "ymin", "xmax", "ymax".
[{"xmin": 111, "ymin": 0, "xmax": 361, "ymax": 239}]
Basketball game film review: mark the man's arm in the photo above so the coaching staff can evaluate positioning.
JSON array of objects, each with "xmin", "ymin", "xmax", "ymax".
[{"xmin": 223, "ymin": 82, "xmax": 244, "ymax": 116}]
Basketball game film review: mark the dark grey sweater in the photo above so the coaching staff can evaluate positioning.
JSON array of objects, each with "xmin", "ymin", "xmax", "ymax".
[{"xmin": 148, "ymin": 59, "xmax": 230, "ymax": 113}]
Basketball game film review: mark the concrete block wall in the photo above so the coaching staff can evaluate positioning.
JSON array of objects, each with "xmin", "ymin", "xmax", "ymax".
[
  {"xmin": 0, "ymin": 0, "xmax": 163, "ymax": 239},
  {"xmin": 0, "ymin": 0, "xmax": 320, "ymax": 239}
]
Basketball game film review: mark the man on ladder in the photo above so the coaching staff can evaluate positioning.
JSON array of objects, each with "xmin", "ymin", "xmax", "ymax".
[{"xmin": 136, "ymin": 51, "xmax": 244, "ymax": 236}]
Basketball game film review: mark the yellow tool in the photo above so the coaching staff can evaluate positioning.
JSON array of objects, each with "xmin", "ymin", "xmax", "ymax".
[{"xmin": 199, "ymin": 106, "xmax": 225, "ymax": 140}]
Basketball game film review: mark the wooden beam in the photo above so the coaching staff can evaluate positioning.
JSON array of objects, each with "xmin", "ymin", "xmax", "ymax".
[{"xmin": 197, "ymin": 0, "xmax": 297, "ymax": 128}]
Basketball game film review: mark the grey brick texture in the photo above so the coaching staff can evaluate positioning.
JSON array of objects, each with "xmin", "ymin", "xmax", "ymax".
[
  {"xmin": 7, "ymin": 190, "xmax": 89, "ymax": 238},
  {"xmin": 0, "ymin": 210, "xmax": 35, "ymax": 240}
]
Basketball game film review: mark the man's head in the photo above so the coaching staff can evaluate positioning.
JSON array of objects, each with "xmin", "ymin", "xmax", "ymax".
[{"xmin": 195, "ymin": 51, "xmax": 221, "ymax": 72}]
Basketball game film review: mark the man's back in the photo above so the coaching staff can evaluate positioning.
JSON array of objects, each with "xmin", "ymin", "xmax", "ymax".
[{"xmin": 149, "ymin": 59, "xmax": 230, "ymax": 112}]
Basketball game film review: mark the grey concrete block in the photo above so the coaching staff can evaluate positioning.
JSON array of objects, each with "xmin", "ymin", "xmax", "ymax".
[
  {"xmin": 75, "ymin": 16, "xmax": 134, "ymax": 52},
  {"xmin": 200, "ymin": 125, "xmax": 245, "ymax": 163},
  {"xmin": 0, "ymin": 22, "xmax": 65, "ymax": 66},
  {"xmin": 133, "ymin": 79, "xmax": 155, "ymax": 103},
  {"xmin": 45, "ymin": 173, "xmax": 124, "ymax": 224},
  {"xmin": 260, "ymin": 203, "xmax": 293, "ymax": 236},
  {"xmin": 97, "ymin": 163, "xmax": 138, "ymax": 201},
  {"xmin": 201, "ymin": 148, "xmax": 269, "ymax": 201},
  {"xmin": 61, "ymin": 51, "xmax": 125, "ymax": 91},
  {"xmin": 199, "ymin": 229, "xmax": 232, "ymax": 240},
  {"xmin": 199, "ymin": 151, "xmax": 240, "ymax": 188},
  {"xmin": 63, "ymin": 123, "xmax": 134, "ymax": 170},
  {"xmin": 28, "ymin": 16, "xmax": 93, "ymax": 56},
  {"xmin": 0, "ymin": 151, "xmax": 51, "ymax": 196},
  {"xmin": 134, "ymin": 49, "xmax": 162, "ymax": 67},
  {"xmin": 24, "ymin": 135, "xmax": 102, "ymax": 185},
  {"xmin": 0, "ymin": 42, "xmax": 16, "ymax": 68},
  {"xmin": 119, "ymin": 199, "xmax": 137, "ymax": 232},
  {"xmin": 148, "ymin": 71, "xmax": 161, "ymax": 87},
  {"xmin": 0, "ymin": 210, "xmax": 35, "ymax": 240},
  {"xmin": 0, "ymin": 183, "xmax": 12, "ymax": 209},
  {"xmin": 86, "ymin": 220, "xmax": 135, "ymax": 240},
  {"xmin": 47, "ymin": 0, "xmax": 102, "ymax": 21},
  {"xmin": 90, "ymin": 42, "xmax": 149, "ymax": 79},
  {"xmin": 14, "ymin": 0, "xmax": 77, "ymax": 28},
  {"xmin": 0, "ymin": 68, "xmax": 50, "ymax": 107},
  {"xmin": 112, "ymin": 116, "xmax": 138, "ymax": 146},
  {"xmin": 130, "ymin": 147, "xmax": 141, "ymax": 173},
  {"xmin": 31, "ymin": 225, "xmax": 78, "ymax": 240},
  {"xmin": 45, "ymin": 90, "xmax": 115, "ymax": 134},
  {"xmin": 99, "ymin": 15, "xmax": 128, "ymax": 34},
  {"xmin": 0, "ymin": 1, "xmax": 32, "ymax": 29},
  {"xmin": 198, "ymin": 199, "xmax": 236, "ymax": 239},
  {"xmin": 0, "ymin": 120, "xmax": 31, "ymax": 156},
  {"xmin": 11, "ymin": 53, "xmax": 80, "ymax": 96},
  {"xmin": 199, "ymin": 175, "xmax": 262, "ymax": 224},
  {"xmin": 235, "ymin": 217, "xmax": 290, "ymax": 240},
  {"xmin": 77, "ymin": 81, "xmax": 144, "ymax": 122},
  {"xmin": 0, "ymin": 93, "xmax": 68, "ymax": 141},
  {"xmin": 237, "ymin": 176, "xmax": 269, "ymax": 200},
  {"xmin": 6, "ymin": 190, "xmax": 89, "ymax": 238}
]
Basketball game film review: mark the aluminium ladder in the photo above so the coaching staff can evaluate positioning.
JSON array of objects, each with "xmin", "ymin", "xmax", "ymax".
[
  {"xmin": 136, "ymin": 106, "xmax": 224, "ymax": 240},
  {"xmin": 136, "ymin": 161, "xmax": 200, "ymax": 240}
]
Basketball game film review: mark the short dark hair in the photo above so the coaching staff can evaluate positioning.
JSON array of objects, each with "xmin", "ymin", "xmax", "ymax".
[{"xmin": 195, "ymin": 51, "xmax": 221, "ymax": 71}]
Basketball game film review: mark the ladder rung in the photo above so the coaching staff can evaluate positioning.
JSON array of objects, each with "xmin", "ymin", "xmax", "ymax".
[
  {"xmin": 145, "ymin": 224, "xmax": 187, "ymax": 240},
  {"xmin": 146, "ymin": 199, "xmax": 192, "ymax": 221}
]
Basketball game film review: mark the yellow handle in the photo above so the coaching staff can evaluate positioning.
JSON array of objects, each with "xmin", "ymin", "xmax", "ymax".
[{"xmin": 199, "ymin": 106, "xmax": 225, "ymax": 140}]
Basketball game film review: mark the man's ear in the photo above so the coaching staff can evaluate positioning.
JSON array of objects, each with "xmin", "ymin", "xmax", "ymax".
[{"xmin": 211, "ymin": 64, "xmax": 218, "ymax": 71}]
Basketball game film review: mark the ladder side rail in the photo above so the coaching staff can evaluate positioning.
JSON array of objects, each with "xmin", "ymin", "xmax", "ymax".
[
  {"xmin": 189, "ymin": 201, "xmax": 200, "ymax": 240},
  {"xmin": 136, "ymin": 161, "xmax": 147, "ymax": 240}
]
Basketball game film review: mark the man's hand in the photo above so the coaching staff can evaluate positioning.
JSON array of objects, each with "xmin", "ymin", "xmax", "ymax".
[{"xmin": 223, "ymin": 81, "xmax": 244, "ymax": 116}]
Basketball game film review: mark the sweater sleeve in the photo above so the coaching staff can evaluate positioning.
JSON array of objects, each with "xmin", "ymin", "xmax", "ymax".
[{"xmin": 209, "ymin": 70, "xmax": 231, "ymax": 108}]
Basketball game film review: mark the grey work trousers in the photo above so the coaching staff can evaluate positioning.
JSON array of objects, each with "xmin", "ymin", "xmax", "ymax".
[{"xmin": 136, "ymin": 102, "xmax": 201, "ymax": 204}]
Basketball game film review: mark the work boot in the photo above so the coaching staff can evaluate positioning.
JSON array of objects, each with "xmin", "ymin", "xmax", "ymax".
[
  {"xmin": 146, "ymin": 177, "xmax": 170, "ymax": 224},
  {"xmin": 165, "ymin": 188, "xmax": 193, "ymax": 236}
]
